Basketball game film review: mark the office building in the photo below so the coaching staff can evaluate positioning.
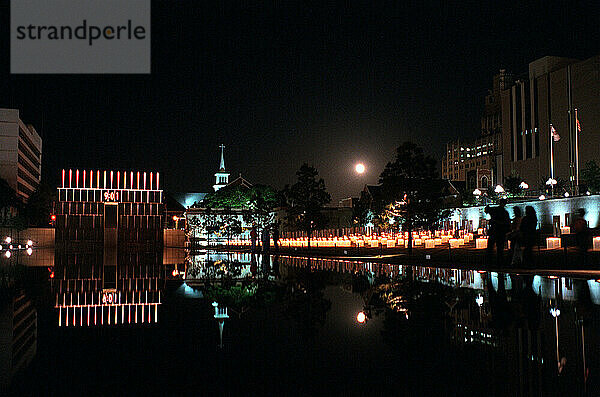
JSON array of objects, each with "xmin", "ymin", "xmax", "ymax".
[
  {"xmin": 0, "ymin": 109, "xmax": 42, "ymax": 201},
  {"xmin": 501, "ymin": 55, "xmax": 600, "ymax": 194},
  {"xmin": 441, "ymin": 70, "xmax": 512, "ymax": 191}
]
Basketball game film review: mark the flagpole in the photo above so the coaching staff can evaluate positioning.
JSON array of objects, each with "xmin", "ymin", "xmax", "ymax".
[
  {"xmin": 550, "ymin": 124, "xmax": 554, "ymax": 181},
  {"xmin": 575, "ymin": 108, "xmax": 579, "ymax": 194}
]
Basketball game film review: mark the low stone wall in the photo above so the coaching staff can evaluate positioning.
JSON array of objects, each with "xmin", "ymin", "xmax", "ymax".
[
  {"xmin": 451, "ymin": 195, "xmax": 600, "ymax": 231},
  {"xmin": 0, "ymin": 227, "xmax": 55, "ymax": 248}
]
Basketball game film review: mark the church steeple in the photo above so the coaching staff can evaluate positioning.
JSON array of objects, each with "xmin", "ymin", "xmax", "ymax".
[
  {"xmin": 213, "ymin": 144, "xmax": 230, "ymax": 191},
  {"xmin": 219, "ymin": 144, "xmax": 226, "ymax": 171}
]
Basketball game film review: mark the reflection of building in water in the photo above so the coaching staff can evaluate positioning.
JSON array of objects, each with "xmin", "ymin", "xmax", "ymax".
[
  {"xmin": 53, "ymin": 169, "xmax": 164, "ymax": 326},
  {"xmin": 0, "ymin": 291, "xmax": 37, "ymax": 389},
  {"xmin": 185, "ymin": 252, "xmax": 253, "ymax": 285}
]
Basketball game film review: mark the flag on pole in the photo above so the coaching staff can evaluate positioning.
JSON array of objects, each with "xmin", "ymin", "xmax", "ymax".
[
  {"xmin": 576, "ymin": 118, "xmax": 582, "ymax": 133},
  {"xmin": 550, "ymin": 124, "xmax": 560, "ymax": 141}
]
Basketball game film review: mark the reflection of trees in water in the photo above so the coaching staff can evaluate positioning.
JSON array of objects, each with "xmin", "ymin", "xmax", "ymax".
[
  {"xmin": 284, "ymin": 265, "xmax": 332, "ymax": 342},
  {"xmin": 379, "ymin": 278, "xmax": 452, "ymax": 350}
]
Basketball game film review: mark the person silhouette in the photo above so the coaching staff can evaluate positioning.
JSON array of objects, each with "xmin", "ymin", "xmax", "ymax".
[
  {"xmin": 509, "ymin": 207, "xmax": 523, "ymax": 266},
  {"xmin": 573, "ymin": 208, "xmax": 590, "ymax": 265},
  {"xmin": 485, "ymin": 198, "xmax": 510, "ymax": 267},
  {"xmin": 519, "ymin": 206, "xmax": 538, "ymax": 267}
]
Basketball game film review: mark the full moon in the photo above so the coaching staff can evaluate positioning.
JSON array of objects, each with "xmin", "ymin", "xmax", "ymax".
[{"xmin": 355, "ymin": 163, "xmax": 365, "ymax": 174}]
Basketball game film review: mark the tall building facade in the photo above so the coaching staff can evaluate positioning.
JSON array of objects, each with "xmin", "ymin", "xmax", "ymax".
[
  {"xmin": 441, "ymin": 70, "xmax": 512, "ymax": 191},
  {"xmin": 0, "ymin": 109, "xmax": 42, "ymax": 201},
  {"xmin": 53, "ymin": 169, "xmax": 164, "ymax": 326},
  {"xmin": 501, "ymin": 55, "xmax": 600, "ymax": 193}
]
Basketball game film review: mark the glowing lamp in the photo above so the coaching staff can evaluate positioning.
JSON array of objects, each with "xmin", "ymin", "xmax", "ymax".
[
  {"xmin": 5, "ymin": 237, "xmax": 10, "ymax": 244},
  {"xmin": 519, "ymin": 181, "xmax": 529, "ymax": 189},
  {"xmin": 494, "ymin": 185, "xmax": 504, "ymax": 193},
  {"xmin": 473, "ymin": 188, "xmax": 481, "ymax": 196},
  {"xmin": 356, "ymin": 311, "xmax": 366, "ymax": 323},
  {"xmin": 172, "ymin": 269, "xmax": 179, "ymax": 277},
  {"xmin": 172, "ymin": 215, "xmax": 179, "ymax": 221},
  {"xmin": 50, "ymin": 215, "xmax": 57, "ymax": 221},
  {"xmin": 539, "ymin": 195, "xmax": 546, "ymax": 200},
  {"xmin": 27, "ymin": 247, "xmax": 33, "ymax": 255},
  {"xmin": 5, "ymin": 251, "xmax": 11, "ymax": 258},
  {"xmin": 355, "ymin": 163, "xmax": 365, "ymax": 174},
  {"xmin": 546, "ymin": 178, "xmax": 557, "ymax": 186},
  {"xmin": 593, "ymin": 237, "xmax": 600, "ymax": 251},
  {"xmin": 546, "ymin": 237, "xmax": 561, "ymax": 249},
  {"xmin": 564, "ymin": 192, "xmax": 570, "ymax": 197},
  {"xmin": 27, "ymin": 240, "xmax": 33, "ymax": 246},
  {"xmin": 475, "ymin": 238, "xmax": 487, "ymax": 249},
  {"xmin": 550, "ymin": 308, "xmax": 561, "ymax": 318}
]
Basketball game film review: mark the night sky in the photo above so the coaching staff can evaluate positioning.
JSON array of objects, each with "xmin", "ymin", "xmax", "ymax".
[{"xmin": 1, "ymin": 1, "xmax": 598, "ymax": 201}]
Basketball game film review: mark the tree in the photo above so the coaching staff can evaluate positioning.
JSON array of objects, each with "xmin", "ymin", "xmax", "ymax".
[
  {"xmin": 0, "ymin": 178, "xmax": 21, "ymax": 227},
  {"xmin": 202, "ymin": 186, "xmax": 248, "ymax": 209},
  {"xmin": 23, "ymin": 183, "xmax": 55, "ymax": 227},
  {"xmin": 378, "ymin": 142, "xmax": 450, "ymax": 254},
  {"xmin": 352, "ymin": 190, "xmax": 373, "ymax": 226},
  {"xmin": 243, "ymin": 185, "xmax": 279, "ymax": 229},
  {"xmin": 503, "ymin": 174, "xmax": 523, "ymax": 197},
  {"xmin": 283, "ymin": 164, "xmax": 331, "ymax": 250},
  {"xmin": 581, "ymin": 160, "xmax": 600, "ymax": 193}
]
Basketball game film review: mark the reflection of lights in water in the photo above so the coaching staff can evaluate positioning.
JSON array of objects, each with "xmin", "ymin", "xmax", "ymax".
[
  {"xmin": 27, "ymin": 247, "xmax": 33, "ymax": 255},
  {"xmin": 176, "ymin": 283, "xmax": 203, "ymax": 299},
  {"xmin": 475, "ymin": 294, "xmax": 484, "ymax": 306},
  {"xmin": 356, "ymin": 311, "xmax": 366, "ymax": 323},
  {"xmin": 5, "ymin": 250, "xmax": 11, "ymax": 258},
  {"xmin": 550, "ymin": 308, "xmax": 561, "ymax": 317}
]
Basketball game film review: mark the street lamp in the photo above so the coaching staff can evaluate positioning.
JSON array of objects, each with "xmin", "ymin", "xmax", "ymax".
[
  {"xmin": 550, "ymin": 306, "xmax": 561, "ymax": 369},
  {"xmin": 475, "ymin": 294, "xmax": 484, "ymax": 307},
  {"xmin": 473, "ymin": 188, "xmax": 482, "ymax": 196},
  {"xmin": 494, "ymin": 185, "xmax": 504, "ymax": 194},
  {"xmin": 519, "ymin": 181, "xmax": 529, "ymax": 189},
  {"xmin": 546, "ymin": 178, "xmax": 557, "ymax": 197},
  {"xmin": 539, "ymin": 195, "xmax": 546, "ymax": 200}
]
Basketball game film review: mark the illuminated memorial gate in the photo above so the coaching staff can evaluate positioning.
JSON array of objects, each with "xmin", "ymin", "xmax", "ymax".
[{"xmin": 53, "ymin": 169, "xmax": 164, "ymax": 326}]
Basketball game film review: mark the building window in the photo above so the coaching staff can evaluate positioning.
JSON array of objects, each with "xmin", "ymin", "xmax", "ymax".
[{"xmin": 481, "ymin": 176, "xmax": 489, "ymax": 189}]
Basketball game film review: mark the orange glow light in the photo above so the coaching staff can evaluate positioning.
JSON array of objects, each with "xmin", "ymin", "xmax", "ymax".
[{"xmin": 357, "ymin": 311, "xmax": 366, "ymax": 323}]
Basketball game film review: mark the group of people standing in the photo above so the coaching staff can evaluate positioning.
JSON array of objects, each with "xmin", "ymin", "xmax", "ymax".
[
  {"xmin": 249, "ymin": 221, "xmax": 280, "ymax": 253},
  {"xmin": 485, "ymin": 199, "xmax": 591, "ymax": 267},
  {"xmin": 485, "ymin": 199, "xmax": 538, "ymax": 267}
]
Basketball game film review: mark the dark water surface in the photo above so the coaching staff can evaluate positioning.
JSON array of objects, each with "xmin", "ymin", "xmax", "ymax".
[{"xmin": 5, "ymin": 250, "xmax": 600, "ymax": 396}]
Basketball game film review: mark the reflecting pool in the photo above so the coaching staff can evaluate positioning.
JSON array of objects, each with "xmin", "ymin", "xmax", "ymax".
[{"xmin": 3, "ymin": 250, "xmax": 600, "ymax": 395}]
